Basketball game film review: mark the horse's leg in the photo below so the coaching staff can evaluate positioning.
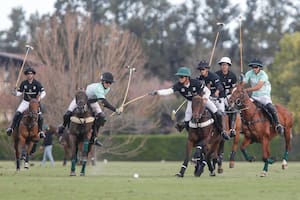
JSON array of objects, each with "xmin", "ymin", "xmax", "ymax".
[
  {"xmin": 217, "ymin": 140, "xmax": 224, "ymax": 174},
  {"xmin": 193, "ymin": 142, "xmax": 206, "ymax": 177},
  {"xmin": 229, "ymin": 118, "xmax": 241, "ymax": 168},
  {"xmin": 176, "ymin": 139, "xmax": 193, "ymax": 177},
  {"xmin": 282, "ymin": 127, "xmax": 291, "ymax": 170},
  {"xmin": 69, "ymin": 134, "xmax": 77, "ymax": 176},
  {"xmin": 261, "ymin": 136, "xmax": 274, "ymax": 177},
  {"xmin": 240, "ymin": 138, "xmax": 255, "ymax": 162},
  {"xmin": 14, "ymin": 138, "xmax": 21, "ymax": 171},
  {"xmin": 24, "ymin": 141, "xmax": 34, "ymax": 169},
  {"xmin": 80, "ymin": 139, "xmax": 90, "ymax": 176}
]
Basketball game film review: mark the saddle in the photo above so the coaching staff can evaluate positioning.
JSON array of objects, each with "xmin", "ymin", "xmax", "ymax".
[{"xmin": 252, "ymin": 100, "xmax": 274, "ymax": 124}]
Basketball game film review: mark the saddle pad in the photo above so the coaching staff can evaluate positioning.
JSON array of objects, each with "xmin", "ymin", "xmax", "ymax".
[{"xmin": 70, "ymin": 116, "xmax": 95, "ymax": 124}]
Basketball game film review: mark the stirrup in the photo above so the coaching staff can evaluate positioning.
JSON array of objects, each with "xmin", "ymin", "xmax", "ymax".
[
  {"xmin": 175, "ymin": 123, "xmax": 185, "ymax": 132},
  {"xmin": 229, "ymin": 129, "xmax": 236, "ymax": 137},
  {"xmin": 58, "ymin": 125, "xmax": 65, "ymax": 135},
  {"xmin": 39, "ymin": 131, "xmax": 46, "ymax": 138},
  {"xmin": 275, "ymin": 124, "xmax": 284, "ymax": 135},
  {"xmin": 94, "ymin": 138, "xmax": 103, "ymax": 147},
  {"xmin": 221, "ymin": 131, "xmax": 230, "ymax": 140},
  {"xmin": 6, "ymin": 128, "xmax": 13, "ymax": 136}
]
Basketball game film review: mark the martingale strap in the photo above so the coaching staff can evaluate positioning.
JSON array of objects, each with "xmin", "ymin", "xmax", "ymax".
[
  {"xmin": 70, "ymin": 116, "xmax": 95, "ymax": 124},
  {"xmin": 189, "ymin": 118, "xmax": 214, "ymax": 128}
]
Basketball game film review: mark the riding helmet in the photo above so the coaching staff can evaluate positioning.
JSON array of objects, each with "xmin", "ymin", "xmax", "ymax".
[
  {"xmin": 248, "ymin": 59, "xmax": 264, "ymax": 68},
  {"xmin": 24, "ymin": 66, "xmax": 36, "ymax": 75},
  {"xmin": 197, "ymin": 60, "xmax": 210, "ymax": 70},
  {"xmin": 175, "ymin": 67, "xmax": 191, "ymax": 77},
  {"xmin": 218, "ymin": 57, "xmax": 232, "ymax": 66},
  {"xmin": 100, "ymin": 72, "xmax": 114, "ymax": 83}
]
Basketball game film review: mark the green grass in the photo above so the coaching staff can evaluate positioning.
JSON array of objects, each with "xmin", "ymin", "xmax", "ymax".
[{"xmin": 0, "ymin": 161, "xmax": 300, "ymax": 200}]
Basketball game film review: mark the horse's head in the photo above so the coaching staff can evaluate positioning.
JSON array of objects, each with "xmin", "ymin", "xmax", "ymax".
[
  {"xmin": 191, "ymin": 95, "xmax": 206, "ymax": 123},
  {"xmin": 75, "ymin": 90, "xmax": 88, "ymax": 114},
  {"xmin": 28, "ymin": 98, "xmax": 40, "ymax": 119},
  {"xmin": 228, "ymin": 82, "xmax": 249, "ymax": 109}
]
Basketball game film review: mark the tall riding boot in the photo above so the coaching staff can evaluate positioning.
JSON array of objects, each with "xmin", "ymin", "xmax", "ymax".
[
  {"xmin": 266, "ymin": 103, "xmax": 284, "ymax": 135},
  {"xmin": 184, "ymin": 121, "xmax": 189, "ymax": 132},
  {"xmin": 91, "ymin": 113, "xmax": 105, "ymax": 147},
  {"xmin": 6, "ymin": 111, "xmax": 22, "ymax": 136},
  {"xmin": 229, "ymin": 112, "xmax": 237, "ymax": 137},
  {"xmin": 38, "ymin": 114, "xmax": 45, "ymax": 138},
  {"xmin": 214, "ymin": 111, "xmax": 230, "ymax": 140},
  {"xmin": 58, "ymin": 111, "xmax": 72, "ymax": 135},
  {"xmin": 175, "ymin": 122, "xmax": 185, "ymax": 132}
]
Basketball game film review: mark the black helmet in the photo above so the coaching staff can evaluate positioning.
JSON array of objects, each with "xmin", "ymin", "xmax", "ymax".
[
  {"xmin": 24, "ymin": 66, "xmax": 36, "ymax": 75},
  {"xmin": 248, "ymin": 59, "xmax": 264, "ymax": 68},
  {"xmin": 100, "ymin": 72, "xmax": 114, "ymax": 83},
  {"xmin": 197, "ymin": 60, "xmax": 210, "ymax": 70}
]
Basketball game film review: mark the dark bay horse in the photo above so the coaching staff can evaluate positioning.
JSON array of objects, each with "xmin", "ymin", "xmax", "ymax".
[
  {"xmin": 67, "ymin": 90, "xmax": 95, "ymax": 176},
  {"xmin": 228, "ymin": 82, "xmax": 293, "ymax": 177},
  {"xmin": 176, "ymin": 95, "xmax": 224, "ymax": 177},
  {"xmin": 13, "ymin": 98, "xmax": 40, "ymax": 170}
]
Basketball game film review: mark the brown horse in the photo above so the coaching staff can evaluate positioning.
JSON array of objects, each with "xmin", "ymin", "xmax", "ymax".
[
  {"xmin": 13, "ymin": 98, "xmax": 40, "ymax": 170},
  {"xmin": 176, "ymin": 95, "xmax": 224, "ymax": 177},
  {"xmin": 67, "ymin": 90, "xmax": 95, "ymax": 176},
  {"xmin": 228, "ymin": 82, "xmax": 293, "ymax": 177}
]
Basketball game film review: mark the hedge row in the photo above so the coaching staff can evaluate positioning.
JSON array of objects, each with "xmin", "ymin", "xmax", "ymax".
[{"xmin": 0, "ymin": 132, "xmax": 299, "ymax": 161}]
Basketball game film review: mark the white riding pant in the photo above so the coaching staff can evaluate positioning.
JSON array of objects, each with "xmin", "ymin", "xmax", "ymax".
[
  {"xmin": 67, "ymin": 98, "xmax": 102, "ymax": 114},
  {"xmin": 205, "ymin": 98, "xmax": 218, "ymax": 113},
  {"xmin": 16, "ymin": 100, "xmax": 30, "ymax": 113},
  {"xmin": 184, "ymin": 101, "xmax": 192, "ymax": 122},
  {"xmin": 210, "ymin": 96, "xmax": 225, "ymax": 113},
  {"xmin": 251, "ymin": 96, "xmax": 272, "ymax": 106},
  {"xmin": 185, "ymin": 97, "xmax": 220, "ymax": 122}
]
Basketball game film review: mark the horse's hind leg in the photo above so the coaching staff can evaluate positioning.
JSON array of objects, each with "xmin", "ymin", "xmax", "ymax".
[
  {"xmin": 217, "ymin": 140, "xmax": 224, "ymax": 174},
  {"xmin": 282, "ymin": 127, "xmax": 291, "ymax": 170},
  {"xmin": 14, "ymin": 140, "xmax": 21, "ymax": 171}
]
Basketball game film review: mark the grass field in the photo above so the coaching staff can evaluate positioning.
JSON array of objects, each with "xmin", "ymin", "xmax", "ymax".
[{"xmin": 0, "ymin": 160, "xmax": 300, "ymax": 200}]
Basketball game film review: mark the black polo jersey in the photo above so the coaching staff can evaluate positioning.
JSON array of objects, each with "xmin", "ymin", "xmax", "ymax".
[
  {"xmin": 18, "ymin": 79, "xmax": 45, "ymax": 101},
  {"xmin": 215, "ymin": 70, "xmax": 237, "ymax": 96},
  {"xmin": 172, "ymin": 78, "xmax": 205, "ymax": 101},
  {"xmin": 197, "ymin": 71, "xmax": 224, "ymax": 97}
]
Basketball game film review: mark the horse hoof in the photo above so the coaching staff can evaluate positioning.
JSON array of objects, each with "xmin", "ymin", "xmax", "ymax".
[
  {"xmin": 260, "ymin": 171, "xmax": 267, "ymax": 177},
  {"xmin": 248, "ymin": 156, "xmax": 256, "ymax": 162},
  {"xmin": 282, "ymin": 159, "xmax": 288, "ymax": 170},
  {"xmin": 70, "ymin": 172, "xmax": 76, "ymax": 176},
  {"xmin": 210, "ymin": 171, "xmax": 216, "ymax": 176},
  {"xmin": 229, "ymin": 161, "xmax": 235, "ymax": 168},
  {"xmin": 217, "ymin": 168, "xmax": 223, "ymax": 174},
  {"xmin": 24, "ymin": 162, "xmax": 29, "ymax": 169},
  {"xmin": 175, "ymin": 173, "xmax": 184, "ymax": 178},
  {"xmin": 80, "ymin": 173, "xmax": 85, "ymax": 176}
]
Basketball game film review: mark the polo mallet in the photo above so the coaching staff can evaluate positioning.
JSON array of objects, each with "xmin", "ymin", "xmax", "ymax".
[
  {"xmin": 15, "ymin": 45, "xmax": 34, "ymax": 88},
  {"xmin": 208, "ymin": 22, "xmax": 225, "ymax": 67},
  {"xmin": 111, "ymin": 66, "xmax": 136, "ymax": 117},
  {"xmin": 121, "ymin": 66, "xmax": 136, "ymax": 107},
  {"xmin": 238, "ymin": 16, "xmax": 244, "ymax": 78},
  {"xmin": 171, "ymin": 100, "xmax": 187, "ymax": 121},
  {"xmin": 123, "ymin": 93, "xmax": 149, "ymax": 107}
]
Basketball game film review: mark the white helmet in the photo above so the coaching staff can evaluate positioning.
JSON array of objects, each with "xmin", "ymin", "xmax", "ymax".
[{"xmin": 218, "ymin": 57, "xmax": 232, "ymax": 66}]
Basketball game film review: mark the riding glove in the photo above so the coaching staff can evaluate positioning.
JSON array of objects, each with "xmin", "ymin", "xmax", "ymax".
[
  {"xmin": 149, "ymin": 90, "xmax": 158, "ymax": 96},
  {"xmin": 115, "ymin": 106, "xmax": 124, "ymax": 115}
]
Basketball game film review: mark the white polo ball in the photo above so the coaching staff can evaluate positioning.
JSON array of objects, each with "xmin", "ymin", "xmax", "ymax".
[{"xmin": 133, "ymin": 173, "xmax": 139, "ymax": 178}]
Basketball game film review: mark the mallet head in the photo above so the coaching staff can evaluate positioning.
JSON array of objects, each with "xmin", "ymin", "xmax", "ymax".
[
  {"xmin": 25, "ymin": 44, "xmax": 34, "ymax": 50},
  {"xmin": 171, "ymin": 110, "xmax": 176, "ymax": 121}
]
